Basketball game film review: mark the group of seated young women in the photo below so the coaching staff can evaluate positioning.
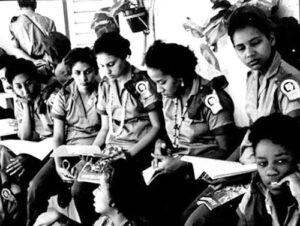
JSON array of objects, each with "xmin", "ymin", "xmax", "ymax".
[{"xmin": 1, "ymin": 4, "xmax": 300, "ymax": 226}]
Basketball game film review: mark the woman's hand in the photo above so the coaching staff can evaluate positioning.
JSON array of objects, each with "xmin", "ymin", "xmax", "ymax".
[
  {"xmin": 16, "ymin": 95, "xmax": 32, "ymax": 104},
  {"xmin": 277, "ymin": 171, "xmax": 300, "ymax": 203},
  {"xmin": 151, "ymin": 139, "xmax": 174, "ymax": 168},
  {"xmin": 5, "ymin": 154, "xmax": 33, "ymax": 178},
  {"xmin": 54, "ymin": 158, "xmax": 75, "ymax": 183}
]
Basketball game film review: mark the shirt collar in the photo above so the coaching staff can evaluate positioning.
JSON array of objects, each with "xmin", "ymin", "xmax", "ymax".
[
  {"xmin": 111, "ymin": 64, "xmax": 132, "ymax": 92},
  {"xmin": 70, "ymin": 80, "xmax": 98, "ymax": 100}
]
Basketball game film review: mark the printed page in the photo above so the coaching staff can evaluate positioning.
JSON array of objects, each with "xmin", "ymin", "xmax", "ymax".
[{"xmin": 181, "ymin": 155, "xmax": 257, "ymax": 180}]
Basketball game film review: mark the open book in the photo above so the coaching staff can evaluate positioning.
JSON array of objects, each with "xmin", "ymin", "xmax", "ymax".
[
  {"xmin": 0, "ymin": 137, "xmax": 53, "ymax": 161},
  {"xmin": 181, "ymin": 155, "xmax": 257, "ymax": 180}
]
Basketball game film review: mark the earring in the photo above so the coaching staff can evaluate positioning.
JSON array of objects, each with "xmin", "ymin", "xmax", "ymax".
[
  {"xmin": 109, "ymin": 200, "xmax": 116, "ymax": 208},
  {"xmin": 180, "ymin": 80, "xmax": 184, "ymax": 87}
]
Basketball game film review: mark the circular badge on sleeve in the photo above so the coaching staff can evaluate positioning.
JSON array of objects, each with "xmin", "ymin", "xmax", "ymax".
[
  {"xmin": 280, "ymin": 79, "xmax": 300, "ymax": 101},
  {"xmin": 135, "ymin": 81, "xmax": 151, "ymax": 99},
  {"xmin": 205, "ymin": 93, "xmax": 223, "ymax": 114},
  {"xmin": 1, "ymin": 188, "xmax": 15, "ymax": 202}
]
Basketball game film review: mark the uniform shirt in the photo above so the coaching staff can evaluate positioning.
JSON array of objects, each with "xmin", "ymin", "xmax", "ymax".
[
  {"xmin": 10, "ymin": 13, "xmax": 56, "ymax": 58},
  {"xmin": 240, "ymin": 52, "xmax": 300, "ymax": 161},
  {"xmin": 237, "ymin": 177, "xmax": 300, "ymax": 226},
  {"xmin": 51, "ymin": 80, "xmax": 100, "ymax": 145},
  {"xmin": 246, "ymin": 51, "xmax": 300, "ymax": 124},
  {"xmin": 14, "ymin": 83, "xmax": 59, "ymax": 140},
  {"xmin": 97, "ymin": 65, "xmax": 161, "ymax": 150},
  {"xmin": 163, "ymin": 76, "xmax": 235, "ymax": 156}
]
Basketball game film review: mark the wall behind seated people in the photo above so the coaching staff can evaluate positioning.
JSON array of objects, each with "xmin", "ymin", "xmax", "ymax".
[{"xmin": 0, "ymin": 0, "xmax": 66, "ymax": 54}]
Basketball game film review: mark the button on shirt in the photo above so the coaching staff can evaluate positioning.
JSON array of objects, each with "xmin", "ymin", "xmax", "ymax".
[{"xmin": 51, "ymin": 80, "xmax": 100, "ymax": 145}]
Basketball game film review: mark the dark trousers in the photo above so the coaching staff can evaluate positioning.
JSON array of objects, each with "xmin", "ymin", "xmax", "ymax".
[{"xmin": 26, "ymin": 158, "xmax": 98, "ymax": 226}]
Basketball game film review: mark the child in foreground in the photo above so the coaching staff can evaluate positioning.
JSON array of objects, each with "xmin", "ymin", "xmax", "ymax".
[
  {"xmin": 33, "ymin": 158, "xmax": 151, "ymax": 226},
  {"xmin": 237, "ymin": 113, "xmax": 300, "ymax": 226}
]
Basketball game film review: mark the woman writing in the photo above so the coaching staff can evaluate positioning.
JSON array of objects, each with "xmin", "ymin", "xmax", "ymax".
[{"xmin": 145, "ymin": 40, "xmax": 237, "ymax": 159}]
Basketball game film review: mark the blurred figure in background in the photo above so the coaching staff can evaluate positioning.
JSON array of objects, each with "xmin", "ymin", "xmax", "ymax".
[{"xmin": 9, "ymin": 0, "xmax": 56, "ymax": 70}]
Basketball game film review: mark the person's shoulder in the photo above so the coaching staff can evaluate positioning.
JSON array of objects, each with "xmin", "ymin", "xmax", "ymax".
[
  {"xmin": 199, "ymin": 75, "xmax": 233, "ymax": 114},
  {"xmin": 10, "ymin": 15, "xmax": 27, "ymax": 27},
  {"xmin": 33, "ymin": 13, "xmax": 56, "ymax": 25},
  {"xmin": 276, "ymin": 62, "xmax": 300, "ymax": 101},
  {"xmin": 279, "ymin": 58, "xmax": 300, "ymax": 78},
  {"xmin": 10, "ymin": 16, "xmax": 19, "ymax": 24},
  {"xmin": 58, "ymin": 78, "xmax": 75, "ymax": 98}
]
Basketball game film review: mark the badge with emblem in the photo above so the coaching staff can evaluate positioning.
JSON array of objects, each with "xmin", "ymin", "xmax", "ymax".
[
  {"xmin": 204, "ymin": 91, "xmax": 223, "ymax": 114},
  {"xmin": 1, "ymin": 188, "xmax": 15, "ymax": 202},
  {"xmin": 280, "ymin": 79, "xmax": 300, "ymax": 101},
  {"xmin": 135, "ymin": 81, "xmax": 152, "ymax": 99}
]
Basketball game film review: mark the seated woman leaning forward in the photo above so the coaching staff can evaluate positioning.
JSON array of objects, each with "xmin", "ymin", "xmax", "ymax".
[
  {"xmin": 143, "ymin": 40, "xmax": 237, "ymax": 226},
  {"xmin": 27, "ymin": 47, "xmax": 101, "ymax": 226},
  {"xmin": 92, "ymin": 32, "xmax": 163, "ymax": 170},
  {"xmin": 145, "ymin": 40, "xmax": 237, "ymax": 159}
]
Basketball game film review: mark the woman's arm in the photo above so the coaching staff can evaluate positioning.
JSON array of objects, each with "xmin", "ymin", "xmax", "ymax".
[
  {"xmin": 92, "ymin": 114, "xmax": 109, "ymax": 149},
  {"xmin": 211, "ymin": 134, "xmax": 233, "ymax": 160},
  {"xmin": 52, "ymin": 118, "xmax": 75, "ymax": 182},
  {"xmin": 128, "ymin": 110, "xmax": 162, "ymax": 157},
  {"xmin": 52, "ymin": 118, "xmax": 65, "ymax": 150},
  {"xmin": 19, "ymin": 102, "xmax": 33, "ymax": 140},
  {"xmin": 53, "ymin": 118, "xmax": 65, "ymax": 167}
]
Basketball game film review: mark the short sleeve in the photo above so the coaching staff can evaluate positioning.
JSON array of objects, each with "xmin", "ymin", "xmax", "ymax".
[
  {"xmin": 126, "ymin": 72, "xmax": 162, "ymax": 112},
  {"xmin": 51, "ymin": 90, "xmax": 66, "ymax": 120},
  {"xmin": 278, "ymin": 92, "xmax": 300, "ymax": 117},
  {"xmin": 97, "ymin": 81, "xmax": 109, "ymax": 115},
  {"xmin": 204, "ymin": 89, "xmax": 235, "ymax": 134},
  {"xmin": 276, "ymin": 73, "xmax": 300, "ymax": 117}
]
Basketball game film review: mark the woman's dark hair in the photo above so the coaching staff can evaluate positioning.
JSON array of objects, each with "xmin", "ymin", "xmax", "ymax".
[
  {"xmin": 99, "ymin": 158, "xmax": 148, "ymax": 220},
  {"xmin": 93, "ymin": 32, "xmax": 131, "ymax": 60},
  {"xmin": 227, "ymin": 5, "xmax": 272, "ymax": 44},
  {"xmin": 249, "ymin": 113, "xmax": 300, "ymax": 159},
  {"xmin": 64, "ymin": 47, "xmax": 98, "ymax": 75},
  {"xmin": 145, "ymin": 40, "xmax": 198, "ymax": 84},
  {"xmin": 0, "ymin": 54, "xmax": 17, "ymax": 71},
  {"xmin": 5, "ymin": 58, "xmax": 37, "ymax": 85},
  {"xmin": 18, "ymin": 0, "xmax": 36, "ymax": 10}
]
